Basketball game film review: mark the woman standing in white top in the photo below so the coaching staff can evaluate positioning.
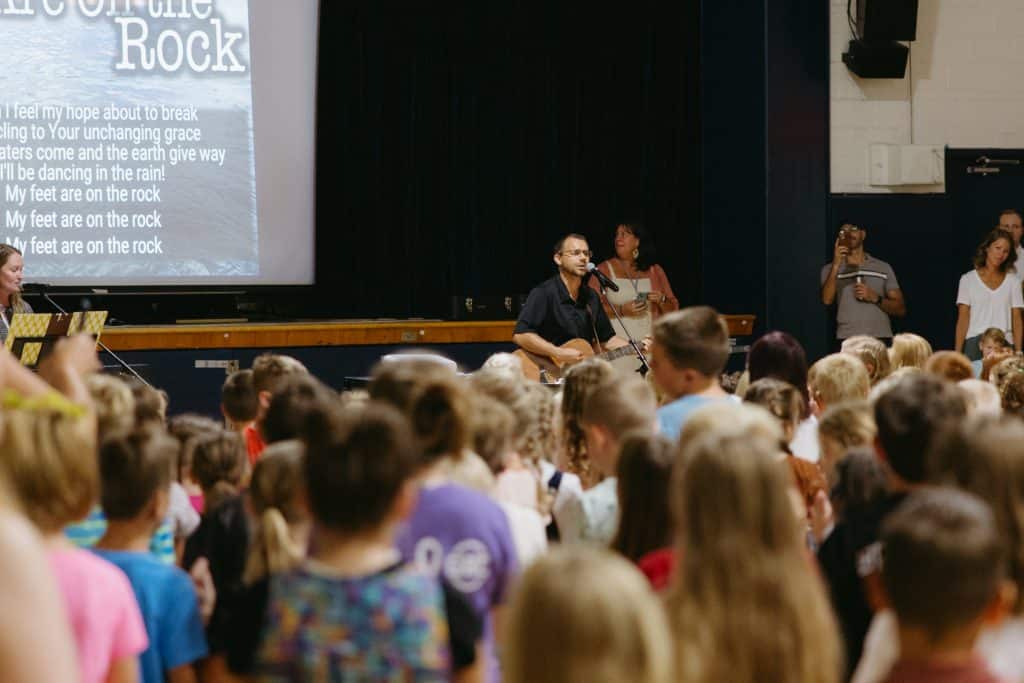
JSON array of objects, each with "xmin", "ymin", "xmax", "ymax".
[{"xmin": 955, "ymin": 228, "xmax": 1023, "ymax": 360}]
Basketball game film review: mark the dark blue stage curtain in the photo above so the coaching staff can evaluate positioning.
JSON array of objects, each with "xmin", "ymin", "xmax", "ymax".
[{"xmin": 314, "ymin": 0, "xmax": 701, "ymax": 319}]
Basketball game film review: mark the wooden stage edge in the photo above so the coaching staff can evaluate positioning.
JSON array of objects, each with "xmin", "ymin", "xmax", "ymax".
[{"xmin": 101, "ymin": 316, "xmax": 756, "ymax": 352}]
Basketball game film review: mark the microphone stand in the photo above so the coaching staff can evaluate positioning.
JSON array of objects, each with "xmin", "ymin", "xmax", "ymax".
[
  {"xmin": 594, "ymin": 283, "xmax": 650, "ymax": 376},
  {"xmin": 38, "ymin": 290, "xmax": 153, "ymax": 387}
]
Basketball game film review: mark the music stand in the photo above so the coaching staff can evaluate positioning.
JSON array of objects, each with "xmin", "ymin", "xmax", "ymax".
[{"xmin": 5, "ymin": 311, "xmax": 108, "ymax": 368}]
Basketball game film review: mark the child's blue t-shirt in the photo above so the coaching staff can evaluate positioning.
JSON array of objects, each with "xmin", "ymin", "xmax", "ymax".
[
  {"xmin": 657, "ymin": 394, "xmax": 721, "ymax": 440},
  {"xmin": 66, "ymin": 506, "xmax": 176, "ymax": 564},
  {"xmin": 93, "ymin": 549, "xmax": 208, "ymax": 683}
]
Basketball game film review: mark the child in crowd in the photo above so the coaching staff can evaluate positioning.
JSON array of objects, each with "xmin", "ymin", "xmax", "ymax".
[
  {"xmin": 261, "ymin": 374, "xmax": 339, "ymax": 444},
  {"xmin": 808, "ymin": 353, "xmax": 871, "ymax": 416},
  {"xmin": 924, "ymin": 350, "xmax": 974, "ymax": 382},
  {"xmin": 0, "ymin": 405, "xmax": 148, "ymax": 683},
  {"xmin": 66, "ymin": 373, "xmax": 177, "ymax": 565},
  {"xmin": 841, "ymin": 336, "xmax": 892, "ymax": 386},
  {"xmin": 855, "ymin": 414, "xmax": 1024, "ymax": 683},
  {"xmin": 746, "ymin": 331, "xmax": 819, "ymax": 462},
  {"xmin": 818, "ymin": 373, "xmax": 967, "ymax": 677},
  {"xmin": 830, "ymin": 448, "xmax": 888, "ymax": 527},
  {"xmin": 888, "ymin": 333, "xmax": 932, "ymax": 370},
  {"xmin": 988, "ymin": 353, "xmax": 1024, "ymax": 390},
  {"xmin": 610, "ymin": 433, "xmax": 675, "ymax": 590},
  {"xmin": 167, "ymin": 414, "xmax": 221, "ymax": 514},
  {"xmin": 649, "ymin": 306, "xmax": 732, "ymax": 439},
  {"xmin": 254, "ymin": 402, "xmax": 453, "ymax": 680},
  {"xmin": 221, "ymin": 368, "xmax": 258, "ymax": 433},
  {"xmin": 668, "ymin": 414, "xmax": 841, "ymax": 683},
  {"xmin": 817, "ymin": 400, "xmax": 876, "ymax": 487},
  {"xmin": 182, "ymin": 429, "xmax": 251, "ymax": 656},
  {"xmin": 979, "ymin": 326, "xmax": 1013, "ymax": 359},
  {"xmin": 247, "ymin": 353, "xmax": 309, "ymax": 463},
  {"xmin": 221, "ymin": 440, "xmax": 311, "ymax": 677},
  {"xmin": 960, "ymin": 378, "xmax": 1002, "ymax": 415},
  {"xmin": 93, "ymin": 429, "xmax": 208, "ymax": 683},
  {"xmin": 880, "ymin": 489, "xmax": 1011, "ymax": 683},
  {"xmin": 502, "ymin": 546, "xmax": 673, "ymax": 683},
  {"xmin": 126, "ymin": 378, "xmax": 168, "ymax": 429},
  {"xmin": 559, "ymin": 358, "xmax": 616, "ymax": 487},
  {"xmin": 743, "ymin": 378, "xmax": 829, "ymax": 520},
  {"xmin": 1000, "ymin": 370, "xmax": 1024, "ymax": 417},
  {"xmin": 469, "ymin": 393, "xmax": 548, "ymax": 566},
  {"xmin": 390, "ymin": 372, "xmax": 517, "ymax": 683},
  {"xmin": 556, "ymin": 375, "xmax": 657, "ymax": 545}
]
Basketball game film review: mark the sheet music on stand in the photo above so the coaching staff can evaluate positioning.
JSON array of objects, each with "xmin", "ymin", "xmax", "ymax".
[{"xmin": 5, "ymin": 311, "xmax": 108, "ymax": 368}]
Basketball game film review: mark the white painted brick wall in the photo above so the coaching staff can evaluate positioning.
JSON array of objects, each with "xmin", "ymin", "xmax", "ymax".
[{"xmin": 830, "ymin": 0, "xmax": 1024, "ymax": 193}]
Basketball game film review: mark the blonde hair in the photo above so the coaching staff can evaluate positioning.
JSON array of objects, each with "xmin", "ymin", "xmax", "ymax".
[
  {"xmin": 0, "ymin": 408, "xmax": 97, "ymax": 533},
  {"xmin": 809, "ymin": 353, "xmax": 870, "ymax": 409},
  {"xmin": 888, "ymin": 333, "xmax": 933, "ymax": 370},
  {"xmin": 503, "ymin": 546, "xmax": 673, "ymax": 683},
  {"xmin": 667, "ymin": 426, "xmax": 842, "ymax": 683},
  {"xmin": 841, "ymin": 336, "xmax": 891, "ymax": 385},
  {"xmin": 959, "ymin": 379, "xmax": 1001, "ymax": 416},
  {"xmin": 580, "ymin": 375, "xmax": 656, "ymax": 439},
  {"xmin": 0, "ymin": 244, "xmax": 26, "ymax": 312},
  {"xmin": 86, "ymin": 374, "xmax": 135, "ymax": 441},
  {"xmin": 819, "ymin": 399, "xmax": 875, "ymax": 444},
  {"xmin": 244, "ymin": 440, "xmax": 307, "ymax": 584},
  {"xmin": 560, "ymin": 358, "xmax": 616, "ymax": 484}
]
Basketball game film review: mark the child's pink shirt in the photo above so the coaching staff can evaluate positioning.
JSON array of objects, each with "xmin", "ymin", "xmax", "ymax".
[{"xmin": 49, "ymin": 547, "xmax": 148, "ymax": 683}]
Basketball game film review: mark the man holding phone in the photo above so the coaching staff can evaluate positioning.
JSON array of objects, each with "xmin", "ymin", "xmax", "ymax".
[{"xmin": 820, "ymin": 220, "xmax": 906, "ymax": 343}]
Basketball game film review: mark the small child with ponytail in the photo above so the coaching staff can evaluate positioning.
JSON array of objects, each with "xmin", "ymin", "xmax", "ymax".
[
  {"xmin": 181, "ymin": 429, "xmax": 251, "ymax": 657},
  {"xmin": 221, "ymin": 440, "xmax": 310, "ymax": 676}
]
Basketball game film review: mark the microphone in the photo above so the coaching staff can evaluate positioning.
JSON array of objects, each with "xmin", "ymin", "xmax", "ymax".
[{"xmin": 586, "ymin": 262, "xmax": 619, "ymax": 292}]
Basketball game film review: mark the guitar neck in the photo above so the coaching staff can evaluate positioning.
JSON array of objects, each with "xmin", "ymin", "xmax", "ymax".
[{"xmin": 596, "ymin": 345, "xmax": 640, "ymax": 363}]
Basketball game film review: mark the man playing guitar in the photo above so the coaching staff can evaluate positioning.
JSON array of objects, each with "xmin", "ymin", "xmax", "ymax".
[{"xmin": 513, "ymin": 233, "xmax": 637, "ymax": 379}]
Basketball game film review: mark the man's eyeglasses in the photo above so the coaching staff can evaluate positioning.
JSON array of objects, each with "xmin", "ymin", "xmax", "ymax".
[{"xmin": 561, "ymin": 249, "xmax": 592, "ymax": 258}]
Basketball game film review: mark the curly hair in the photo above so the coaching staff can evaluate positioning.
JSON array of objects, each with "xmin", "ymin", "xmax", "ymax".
[{"xmin": 559, "ymin": 358, "xmax": 616, "ymax": 486}]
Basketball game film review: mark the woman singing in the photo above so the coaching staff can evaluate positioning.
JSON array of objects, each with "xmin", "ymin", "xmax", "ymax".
[
  {"xmin": 955, "ymin": 228, "xmax": 1023, "ymax": 360},
  {"xmin": 590, "ymin": 222, "xmax": 679, "ymax": 344},
  {"xmin": 0, "ymin": 245, "xmax": 30, "ymax": 344}
]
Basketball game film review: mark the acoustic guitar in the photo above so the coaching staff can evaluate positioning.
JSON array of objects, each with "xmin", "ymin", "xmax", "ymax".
[{"xmin": 513, "ymin": 338, "xmax": 644, "ymax": 382}]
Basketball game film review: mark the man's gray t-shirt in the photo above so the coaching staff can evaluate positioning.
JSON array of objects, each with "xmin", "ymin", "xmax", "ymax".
[{"xmin": 820, "ymin": 254, "xmax": 899, "ymax": 340}]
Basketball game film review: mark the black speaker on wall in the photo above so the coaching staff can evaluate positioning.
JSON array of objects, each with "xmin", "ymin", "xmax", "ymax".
[
  {"xmin": 842, "ymin": 40, "xmax": 909, "ymax": 79},
  {"xmin": 857, "ymin": 0, "xmax": 918, "ymax": 41}
]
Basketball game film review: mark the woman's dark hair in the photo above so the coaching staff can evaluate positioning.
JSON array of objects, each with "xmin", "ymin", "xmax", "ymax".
[
  {"xmin": 973, "ymin": 228, "xmax": 1018, "ymax": 273},
  {"xmin": 616, "ymin": 222, "xmax": 657, "ymax": 271},
  {"xmin": 747, "ymin": 331, "xmax": 810, "ymax": 419},
  {"xmin": 611, "ymin": 432, "xmax": 674, "ymax": 562}
]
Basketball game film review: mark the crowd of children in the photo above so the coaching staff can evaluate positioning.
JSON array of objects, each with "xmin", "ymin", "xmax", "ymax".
[{"xmin": 1, "ymin": 308, "xmax": 1023, "ymax": 681}]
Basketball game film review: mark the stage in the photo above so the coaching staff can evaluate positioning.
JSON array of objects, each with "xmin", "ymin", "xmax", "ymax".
[{"xmin": 98, "ymin": 315, "xmax": 754, "ymax": 416}]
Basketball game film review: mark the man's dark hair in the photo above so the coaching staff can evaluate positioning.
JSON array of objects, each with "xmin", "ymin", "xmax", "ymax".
[
  {"xmin": 222, "ymin": 369, "xmax": 258, "ymax": 423},
  {"xmin": 999, "ymin": 208, "xmax": 1023, "ymax": 223},
  {"xmin": 882, "ymin": 488, "xmax": 1004, "ymax": 641},
  {"xmin": 100, "ymin": 428, "xmax": 178, "ymax": 520},
  {"xmin": 552, "ymin": 233, "xmax": 589, "ymax": 256},
  {"xmin": 303, "ymin": 402, "xmax": 419, "ymax": 534},
  {"xmin": 874, "ymin": 374, "xmax": 966, "ymax": 483},
  {"xmin": 652, "ymin": 306, "xmax": 730, "ymax": 376},
  {"xmin": 263, "ymin": 374, "xmax": 338, "ymax": 444}
]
